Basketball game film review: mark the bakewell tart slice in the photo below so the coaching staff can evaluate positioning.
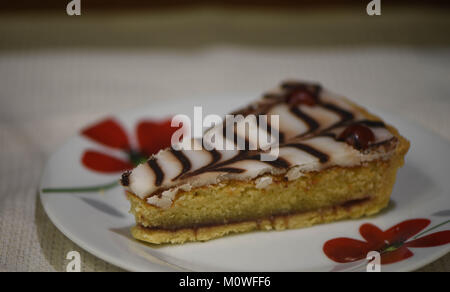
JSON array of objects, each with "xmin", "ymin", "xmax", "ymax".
[{"xmin": 121, "ymin": 81, "xmax": 410, "ymax": 244}]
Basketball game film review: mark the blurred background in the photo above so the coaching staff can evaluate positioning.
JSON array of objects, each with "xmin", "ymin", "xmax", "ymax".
[
  {"xmin": 1, "ymin": 1, "xmax": 450, "ymax": 130},
  {"xmin": 0, "ymin": 1, "xmax": 449, "ymax": 271}
]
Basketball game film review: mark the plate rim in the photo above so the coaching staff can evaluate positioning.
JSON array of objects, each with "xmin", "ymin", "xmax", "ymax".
[{"xmin": 39, "ymin": 101, "xmax": 450, "ymax": 272}]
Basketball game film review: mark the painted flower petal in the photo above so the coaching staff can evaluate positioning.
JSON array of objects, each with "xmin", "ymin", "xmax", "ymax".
[
  {"xmin": 82, "ymin": 118, "xmax": 131, "ymax": 150},
  {"xmin": 384, "ymin": 219, "xmax": 430, "ymax": 244},
  {"xmin": 82, "ymin": 150, "xmax": 133, "ymax": 173},
  {"xmin": 323, "ymin": 238, "xmax": 372, "ymax": 263},
  {"xmin": 360, "ymin": 223, "xmax": 386, "ymax": 249},
  {"xmin": 137, "ymin": 119, "xmax": 181, "ymax": 157},
  {"xmin": 405, "ymin": 231, "xmax": 450, "ymax": 248},
  {"xmin": 381, "ymin": 246, "xmax": 414, "ymax": 265}
]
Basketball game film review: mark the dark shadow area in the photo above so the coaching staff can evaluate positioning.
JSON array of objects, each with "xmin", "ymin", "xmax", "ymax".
[
  {"xmin": 109, "ymin": 226, "xmax": 133, "ymax": 239},
  {"xmin": 433, "ymin": 210, "xmax": 450, "ymax": 217},
  {"xmin": 80, "ymin": 197, "xmax": 126, "ymax": 218},
  {"xmin": 0, "ymin": 5, "xmax": 449, "ymax": 52},
  {"xmin": 3, "ymin": 0, "xmax": 450, "ymax": 12},
  {"xmin": 374, "ymin": 200, "xmax": 397, "ymax": 216}
]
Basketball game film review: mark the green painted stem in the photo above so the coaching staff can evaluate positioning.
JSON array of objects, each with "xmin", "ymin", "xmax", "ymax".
[
  {"xmin": 413, "ymin": 219, "xmax": 450, "ymax": 240},
  {"xmin": 41, "ymin": 180, "xmax": 119, "ymax": 193},
  {"xmin": 378, "ymin": 219, "xmax": 450, "ymax": 255}
]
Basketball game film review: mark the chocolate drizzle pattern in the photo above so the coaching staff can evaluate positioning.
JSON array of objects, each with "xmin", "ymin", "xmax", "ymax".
[
  {"xmin": 290, "ymin": 107, "xmax": 320, "ymax": 134},
  {"xmin": 123, "ymin": 81, "xmax": 398, "ymax": 201},
  {"xmin": 121, "ymin": 171, "xmax": 131, "ymax": 187},
  {"xmin": 170, "ymin": 148, "xmax": 192, "ymax": 180},
  {"xmin": 283, "ymin": 143, "xmax": 329, "ymax": 163},
  {"xmin": 321, "ymin": 102, "xmax": 354, "ymax": 122},
  {"xmin": 256, "ymin": 116, "xmax": 285, "ymax": 143},
  {"xmin": 176, "ymin": 149, "xmax": 291, "ymax": 180},
  {"xmin": 147, "ymin": 159, "xmax": 164, "ymax": 187}
]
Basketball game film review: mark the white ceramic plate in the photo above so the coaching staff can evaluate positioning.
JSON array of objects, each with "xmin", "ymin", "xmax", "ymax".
[{"xmin": 40, "ymin": 95, "xmax": 450, "ymax": 272}]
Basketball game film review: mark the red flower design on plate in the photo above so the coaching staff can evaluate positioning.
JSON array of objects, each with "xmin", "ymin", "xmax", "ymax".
[
  {"xmin": 81, "ymin": 117, "xmax": 181, "ymax": 173},
  {"xmin": 323, "ymin": 219, "xmax": 450, "ymax": 265}
]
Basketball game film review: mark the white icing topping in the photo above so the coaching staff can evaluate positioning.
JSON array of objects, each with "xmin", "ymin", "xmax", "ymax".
[
  {"xmin": 124, "ymin": 82, "xmax": 398, "ymax": 207},
  {"xmin": 285, "ymin": 166, "xmax": 305, "ymax": 181},
  {"xmin": 255, "ymin": 176, "xmax": 273, "ymax": 189},
  {"xmin": 268, "ymin": 104, "xmax": 309, "ymax": 138},
  {"xmin": 129, "ymin": 163, "xmax": 155, "ymax": 199}
]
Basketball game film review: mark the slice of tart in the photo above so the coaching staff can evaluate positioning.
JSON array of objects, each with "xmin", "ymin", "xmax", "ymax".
[{"xmin": 121, "ymin": 81, "xmax": 409, "ymax": 244}]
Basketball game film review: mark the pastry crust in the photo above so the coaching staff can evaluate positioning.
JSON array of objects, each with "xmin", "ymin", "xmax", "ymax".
[
  {"xmin": 132, "ymin": 195, "xmax": 386, "ymax": 245},
  {"xmin": 128, "ymin": 129, "xmax": 408, "ymax": 244},
  {"xmin": 124, "ymin": 83, "xmax": 410, "ymax": 244}
]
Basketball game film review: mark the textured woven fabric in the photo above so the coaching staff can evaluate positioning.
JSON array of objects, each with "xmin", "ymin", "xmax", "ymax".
[{"xmin": 0, "ymin": 9, "xmax": 449, "ymax": 272}]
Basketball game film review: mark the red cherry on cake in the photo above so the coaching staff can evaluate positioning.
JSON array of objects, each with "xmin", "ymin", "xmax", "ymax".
[
  {"xmin": 338, "ymin": 124, "xmax": 375, "ymax": 150},
  {"xmin": 286, "ymin": 89, "xmax": 317, "ymax": 106}
]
